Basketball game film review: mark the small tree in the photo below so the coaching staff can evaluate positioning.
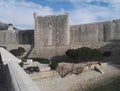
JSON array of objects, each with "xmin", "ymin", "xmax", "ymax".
[
  {"xmin": 18, "ymin": 47, "xmax": 26, "ymax": 56},
  {"xmin": 66, "ymin": 47, "xmax": 103, "ymax": 62},
  {"xmin": 32, "ymin": 58, "xmax": 50, "ymax": 64},
  {"xmin": 50, "ymin": 60, "xmax": 59, "ymax": 69},
  {"xmin": 76, "ymin": 47, "xmax": 93, "ymax": 62},
  {"xmin": 66, "ymin": 49, "xmax": 76, "ymax": 58},
  {"xmin": 92, "ymin": 49, "xmax": 102, "ymax": 60},
  {"xmin": 10, "ymin": 47, "xmax": 26, "ymax": 57}
]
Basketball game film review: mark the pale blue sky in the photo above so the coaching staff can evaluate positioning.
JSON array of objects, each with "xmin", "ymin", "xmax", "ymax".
[{"xmin": 0, "ymin": 0, "xmax": 120, "ymax": 29}]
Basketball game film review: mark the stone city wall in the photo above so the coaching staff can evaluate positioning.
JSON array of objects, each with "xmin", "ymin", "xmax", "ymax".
[
  {"xmin": 31, "ymin": 13, "xmax": 120, "ymax": 58},
  {"xmin": 0, "ymin": 30, "xmax": 34, "ymax": 45},
  {"xmin": 70, "ymin": 19, "xmax": 120, "ymax": 51},
  {"xmin": 70, "ymin": 19, "xmax": 120, "ymax": 44},
  {"xmin": 1, "ymin": 14, "xmax": 120, "ymax": 58},
  {"xmin": 0, "ymin": 30, "xmax": 33, "ymax": 57}
]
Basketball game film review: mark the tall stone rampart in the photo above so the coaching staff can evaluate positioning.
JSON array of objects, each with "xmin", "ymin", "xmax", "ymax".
[
  {"xmin": 1, "ymin": 13, "xmax": 120, "ymax": 59},
  {"xmin": 34, "ymin": 13, "xmax": 70, "ymax": 46},
  {"xmin": 30, "ymin": 13, "xmax": 120, "ymax": 59},
  {"xmin": 0, "ymin": 30, "xmax": 34, "ymax": 56},
  {"xmin": 70, "ymin": 19, "xmax": 120, "ymax": 44},
  {"xmin": 0, "ymin": 30, "xmax": 34, "ymax": 45},
  {"xmin": 70, "ymin": 19, "xmax": 120, "ymax": 50}
]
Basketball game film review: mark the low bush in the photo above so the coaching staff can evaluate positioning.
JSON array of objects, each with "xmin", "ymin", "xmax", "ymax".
[
  {"xmin": 50, "ymin": 60, "xmax": 59, "ymax": 70},
  {"xmin": 76, "ymin": 47, "xmax": 93, "ymax": 62},
  {"xmin": 92, "ymin": 49, "xmax": 103, "ymax": 60},
  {"xmin": 31, "ymin": 58, "xmax": 50, "ymax": 64},
  {"xmin": 66, "ymin": 47, "xmax": 103, "ymax": 62},
  {"xmin": 24, "ymin": 66, "xmax": 39, "ymax": 74},
  {"xmin": 18, "ymin": 47, "xmax": 26, "ymax": 54},
  {"xmin": 10, "ymin": 49, "xmax": 19, "ymax": 56},
  {"xmin": 10, "ymin": 47, "xmax": 26, "ymax": 57},
  {"xmin": 66, "ymin": 49, "xmax": 77, "ymax": 58},
  {"xmin": 103, "ymin": 51, "xmax": 111, "ymax": 57},
  {"xmin": 50, "ymin": 47, "xmax": 103, "ymax": 69}
]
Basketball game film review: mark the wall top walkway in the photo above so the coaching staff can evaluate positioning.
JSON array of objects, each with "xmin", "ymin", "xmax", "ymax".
[{"xmin": 0, "ymin": 47, "xmax": 40, "ymax": 91}]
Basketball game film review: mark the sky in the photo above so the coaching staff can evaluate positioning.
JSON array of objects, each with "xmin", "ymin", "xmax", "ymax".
[{"xmin": 0, "ymin": 0, "xmax": 120, "ymax": 29}]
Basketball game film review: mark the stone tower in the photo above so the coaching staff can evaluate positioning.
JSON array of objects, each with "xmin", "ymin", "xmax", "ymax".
[
  {"xmin": 8, "ymin": 24, "xmax": 14, "ymax": 31},
  {"xmin": 34, "ymin": 13, "xmax": 70, "ymax": 47}
]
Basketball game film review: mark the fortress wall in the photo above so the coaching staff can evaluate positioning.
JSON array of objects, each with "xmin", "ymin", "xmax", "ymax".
[
  {"xmin": 6, "ymin": 31, "xmax": 19, "ymax": 44},
  {"xmin": 69, "ymin": 19, "xmax": 120, "ymax": 53},
  {"xmin": 70, "ymin": 23, "xmax": 99, "ymax": 44},
  {"xmin": 0, "ymin": 30, "xmax": 33, "ymax": 56},
  {"xmin": 1, "ymin": 15, "xmax": 120, "ymax": 59},
  {"xmin": 18, "ymin": 30, "xmax": 34, "ymax": 44},
  {"xmin": 29, "ymin": 46, "xmax": 70, "ymax": 59},
  {"xmin": 32, "ymin": 14, "xmax": 120, "ymax": 58},
  {"xmin": 0, "ymin": 30, "xmax": 34, "ymax": 45},
  {"xmin": 70, "ymin": 19, "xmax": 120, "ymax": 45},
  {"xmin": 0, "ymin": 31, "xmax": 6, "ymax": 44},
  {"xmin": 32, "ymin": 13, "xmax": 70, "ymax": 58},
  {"xmin": 5, "ymin": 44, "xmax": 31, "ymax": 51},
  {"xmin": 34, "ymin": 13, "xmax": 69, "ymax": 46},
  {"xmin": 112, "ymin": 19, "xmax": 120, "ymax": 40},
  {"xmin": 0, "ymin": 31, "xmax": 18, "ymax": 44}
]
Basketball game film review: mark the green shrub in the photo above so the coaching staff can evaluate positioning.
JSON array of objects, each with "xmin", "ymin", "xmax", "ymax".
[
  {"xmin": 32, "ymin": 58, "xmax": 50, "ymax": 64},
  {"xmin": 50, "ymin": 58, "xmax": 63, "ymax": 70},
  {"xmin": 50, "ymin": 60, "xmax": 59, "ymax": 69},
  {"xmin": 76, "ymin": 47, "xmax": 93, "ymax": 61},
  {"xmin": 10, "ymin": 47, "xmax": 26, "ymax": 56},
  {"xmin": 10, "ymin": 49, "xmax": 19, "ymax": 56},
  {"xmin": 66, "ymin": 49, "xmax": 76, "ymax": 58},
  {"xmin": 92, "ymin": 49, "xmax": 102, "ymax": 60},
  {"xmin": 18, "ymin": 47, "xmax": 26, "ymax": 54},
  {"xmin": 103, "ymin": 51, "xmax": 111, "ymax": 57},
  {"xmin": 66, "ymin": 47, "xmax": 102, "ymax": 62}
]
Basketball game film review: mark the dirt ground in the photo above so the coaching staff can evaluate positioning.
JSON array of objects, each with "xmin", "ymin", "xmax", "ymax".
[{"xmin": 31, "ymin": 57, "xmax": 120, "ymax": 91}]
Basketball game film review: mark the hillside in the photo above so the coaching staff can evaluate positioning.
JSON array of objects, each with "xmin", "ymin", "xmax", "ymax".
[
  {"xmin": 0, "ymin": 22, "xmax": 18, "ymax": 30},
  {"xmin": 0, "ymin": 22, "xmax": 8, "ymax": 30}
]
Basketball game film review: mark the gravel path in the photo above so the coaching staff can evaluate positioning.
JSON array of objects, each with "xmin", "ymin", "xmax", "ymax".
[{"xmin": 32, "ymin": 63, "xmax": 120, "ymax": 91}]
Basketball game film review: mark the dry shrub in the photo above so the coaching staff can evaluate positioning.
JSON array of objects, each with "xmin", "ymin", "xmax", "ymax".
[
  {"xmin": 57, "ymin": 63, "xmax": 73, "ymax": 78},
  {"xmin": 57, "ymin": 62, "xmax": 84, "ymax": 77},
  {"xmin": 72, "ymin": 64, "xmax": 84, "ymax": 75}
]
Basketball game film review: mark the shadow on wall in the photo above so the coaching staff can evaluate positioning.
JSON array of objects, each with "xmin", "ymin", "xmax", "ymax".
[
  {"xmin": 24, "ymin": 44, "xmax": 34, "ymax": 59},
  {"xmin": 99, "ymin": 41, "xmax": 120, "ymax": 69}
]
